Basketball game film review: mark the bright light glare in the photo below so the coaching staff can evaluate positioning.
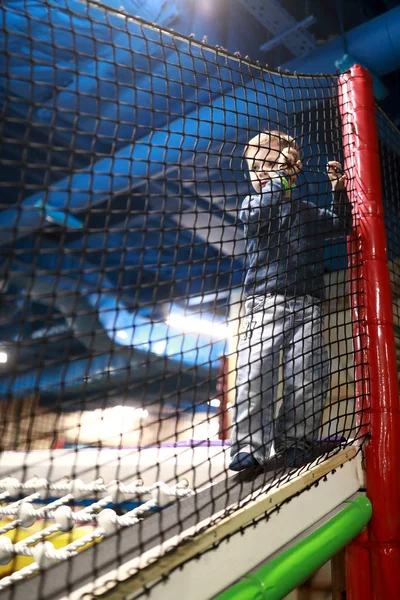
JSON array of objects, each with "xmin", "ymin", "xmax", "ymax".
[
  {"xmin": 0, "ymin": 352, "xmax": 7, "ymax": 364},
  {"xmin": 194, "ymin": 420, "xmax": 220, "ymax": 440},
  {"xmin": 133, "ymin": 408, "xmax": 149, "ymax": 419},
  {"xmin": 62, "ymin": 406, "xmax": 149, "ymax": 445},
  {"xmin": 114, "ymin": 405, "xmax": 149, "ymax": 420},
  {"xmin": 116, "ymin": 330, "xmax": 128, "ymax": 340},
  {"xmin": 153, "ymin": 340, "xmax": 167, "ymax": 355},
  {"xmin": 166, "ymin": 314, "xmax": 231, "ymax": 339},
  {"xmin": 208, "ymin": 398, "xmax": 221, "ymax": 408}
]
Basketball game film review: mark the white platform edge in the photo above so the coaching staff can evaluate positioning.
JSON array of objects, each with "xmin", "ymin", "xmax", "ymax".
[{"xmin": 65, "ymin": 451, "xmax": 363, "ymax": 600}]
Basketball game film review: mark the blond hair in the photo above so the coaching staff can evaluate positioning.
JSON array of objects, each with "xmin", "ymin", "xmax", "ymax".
[{"xmin": 244, "ymin": 130, "xmax": 297, "ymax": 160}]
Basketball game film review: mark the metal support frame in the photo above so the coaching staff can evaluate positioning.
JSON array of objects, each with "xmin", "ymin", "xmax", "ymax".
[
  {"xmin": 260, "ymin": 15, "xmax": 316, "ymax": 53},
  {"xmin": 237, "ymin": 0, "xmax": 316, "ymax": 57},
  {"xmin": 338, "ymin": 65, "xmax": 400, "ymax": 599}
]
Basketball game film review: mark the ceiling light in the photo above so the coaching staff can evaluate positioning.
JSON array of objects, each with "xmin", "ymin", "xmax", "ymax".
[{"xmin": 166, "ymin": 313, "xmax": 231, "ymax": 339}]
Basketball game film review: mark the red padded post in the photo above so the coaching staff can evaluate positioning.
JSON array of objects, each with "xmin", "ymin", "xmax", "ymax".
[{"xmin": 339, "ymin": 65, "xmax": 400, "ymax": 598}]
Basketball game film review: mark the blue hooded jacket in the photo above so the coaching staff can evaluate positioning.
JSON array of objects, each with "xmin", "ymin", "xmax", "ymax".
[{"xmin": 240, "ymin": 174, "xmax": 353, "ymax": 300}]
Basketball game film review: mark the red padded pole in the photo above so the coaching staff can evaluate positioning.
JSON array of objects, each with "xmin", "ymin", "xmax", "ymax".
[
  {"xmin": 338, "ymin": 65, "xmax": 400, "ymax": 598},
  {"xmin": 346, "ymin": 529, "xmax": 371, "ymax": 600}
]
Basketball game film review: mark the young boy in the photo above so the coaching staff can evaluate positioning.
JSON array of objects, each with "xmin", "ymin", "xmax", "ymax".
[{"xmin": 229, "ymin": 130, "xmax": 352, "ymax": 472}]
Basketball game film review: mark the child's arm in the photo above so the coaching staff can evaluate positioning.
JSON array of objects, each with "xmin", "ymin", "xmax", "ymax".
[
  {"xmin": 310, "ymin": 161, "xmax": 353, "ymax": 238},
  {"xmin": 239, "ymin": 176, "xmax": 286, "ymax": 224}
]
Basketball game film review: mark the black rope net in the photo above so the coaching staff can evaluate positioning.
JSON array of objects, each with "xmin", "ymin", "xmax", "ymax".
[
  {"xmin": 0, "ymin": 0, "xmax": 374, "ymax": 597},
  {"xmin": 377, "ymin": 110, "xmax": 400, "ymax": 389}
]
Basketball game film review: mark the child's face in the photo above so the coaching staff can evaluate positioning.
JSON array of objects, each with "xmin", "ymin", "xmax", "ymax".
[{"xmin": 246, "ymin": 145, "xmax": 290, "ymax": 193}]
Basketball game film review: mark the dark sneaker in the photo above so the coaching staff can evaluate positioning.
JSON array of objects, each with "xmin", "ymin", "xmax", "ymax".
[
  {"xmin": 232, "ymin": 453, "xmax": 284, "ymax": 483},
  {"xmin": 284, "ymin": 436, "xmax": 346, "ymax": 468},
  {"xmin": 229, "ymin": 452, "xmax": 259, "ymax": 472},
  {"xmin": 284, "ymin": 447, "xmax": 313, "ymax": 468},
  {"xmin": 261, "ymin": 453, "xmax": 286, "ymax": 471}
]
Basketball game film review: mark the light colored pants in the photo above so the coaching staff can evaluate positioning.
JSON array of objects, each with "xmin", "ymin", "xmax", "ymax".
[{"xmin": 230, "ymin": 294, "xmax": 329, "ymax": 464}]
